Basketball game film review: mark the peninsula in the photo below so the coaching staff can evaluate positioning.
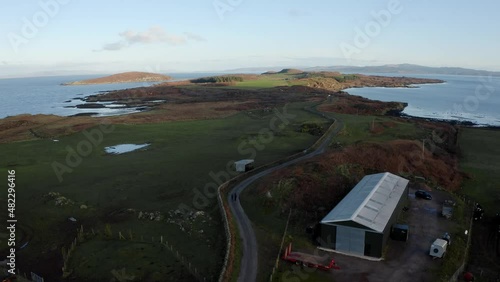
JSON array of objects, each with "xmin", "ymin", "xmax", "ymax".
[{"xmin": 62, "ymin": 71, "xmax": 172, "ymax": 85}]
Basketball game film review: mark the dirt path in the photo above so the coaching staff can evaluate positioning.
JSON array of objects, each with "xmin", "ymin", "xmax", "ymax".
[{"xmin": 228, "ymin": 113, "xmax": 343, "ymax": 282}]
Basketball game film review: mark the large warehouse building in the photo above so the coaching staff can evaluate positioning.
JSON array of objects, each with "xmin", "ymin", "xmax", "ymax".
[{"xmin": 319, "ymin": 172, "xmax": 409, "ymax": 258}]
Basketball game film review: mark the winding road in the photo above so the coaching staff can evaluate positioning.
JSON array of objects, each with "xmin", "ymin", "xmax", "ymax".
[{"xmin": 228, "ymin": 115, "xmax": 343, "ymax": 282}]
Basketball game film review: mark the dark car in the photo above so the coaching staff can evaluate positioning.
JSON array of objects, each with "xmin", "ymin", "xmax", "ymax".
[
  {"xmin": 415, "ymin": 190, "xmax": 432, "ymax": 200},
  {"xmin": 473, "ymin": 203, "xmax": 484, "ymax": 220}
]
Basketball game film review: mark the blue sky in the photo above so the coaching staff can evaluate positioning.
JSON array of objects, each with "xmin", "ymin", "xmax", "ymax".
[{"xmin": 1, "ymin": 0, "xmax": 499, "ymax": 77}]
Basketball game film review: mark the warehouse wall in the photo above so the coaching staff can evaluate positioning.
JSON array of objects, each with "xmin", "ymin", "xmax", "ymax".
[
  {"xmin": 319, "ymin": 224, "xmax": 336, "ymax": 249},
  {"xmin": 364, "ymin": 231, "xmax": 383, "ymax": 257},
  {"xmin": 319, "ymin": 180, "xmax": 410, "ymax": 258}
]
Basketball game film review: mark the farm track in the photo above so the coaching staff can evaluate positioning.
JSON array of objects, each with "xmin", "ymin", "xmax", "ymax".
[{"xmin": 228, "ymin": 108, "xmax": 342, "ymax": 282}]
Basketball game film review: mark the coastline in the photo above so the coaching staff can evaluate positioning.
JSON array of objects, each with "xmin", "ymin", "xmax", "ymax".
[
  {"xmin": 385, "ymin": 109, "xmax": 500, "ymax": 129},
  {"xmin": 2, "ymin": 73, "xmax": 499, "ymax": 130},
  {"xmin": 4, "ymin": 88, "xmax": 500, "ymax": 129},
  {"xmin": 342, "ymin": 75, "xmax": 500, "ymax": 128}
]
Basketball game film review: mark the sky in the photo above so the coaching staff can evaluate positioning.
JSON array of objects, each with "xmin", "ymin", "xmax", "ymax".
[{"xmin": 1, "ymin": 0, "xmax": 500, "ymax": 77}]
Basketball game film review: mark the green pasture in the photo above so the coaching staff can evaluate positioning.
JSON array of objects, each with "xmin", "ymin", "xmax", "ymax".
[
  {"xmin": 459, "ymin": 127, "xmax": 500, "ymax": 214},
  {"xmin": 0, "ymin": 101, "xmax": 329, "ymax": 281}
]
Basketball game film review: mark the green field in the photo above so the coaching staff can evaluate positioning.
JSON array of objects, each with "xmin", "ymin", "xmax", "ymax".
[
  {"xmin": 239, "ymin": 110, "xmax": 428, "ymax": 281},
  {"xmin": 228, "ymin": 74, "xmax": 305, "ymax": 89},
  {"xmin": 0, "ymin": 101, "xmax": 329, "ymax": 281},
  {"xmin": 239, "ymin": 116, "xmax": 500, "ymax": 281},
  {"xmin": 328, "ymin": 113, "xmax": 426, "ymax": 145},
  {"xmin": 459, "ymin": 127, "xmax": 500, "ymax": 214},
  {"xmin": 241, "ymin": 183, "xmax": 334, "ymax": 282}
]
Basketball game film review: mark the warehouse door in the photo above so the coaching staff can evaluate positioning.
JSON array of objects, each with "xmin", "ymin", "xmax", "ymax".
[{"xmin": 335, "ymin": 225, "xmax": 365, "ymax": 255}]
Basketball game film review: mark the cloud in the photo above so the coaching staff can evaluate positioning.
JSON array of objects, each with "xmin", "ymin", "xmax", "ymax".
[
  {"xmin": 95, "ymin": 26, "xmax": 205, "ymax": 52},
  {"xmin": 120, "ymin": 26, "xmax": 186, "ymax": 45},
  {"xmin": 183, "ymin": 32, "xmax": 206, "ymax": 42},
  {"xmin": 2, "ymin": 61, "xmax": 8, "ymax": 65},
  {"xmin": 101, "ymin": 42, "xmax": 128, "ymax": 51}
]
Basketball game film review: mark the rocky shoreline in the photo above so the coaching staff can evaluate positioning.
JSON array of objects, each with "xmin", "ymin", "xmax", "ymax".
[{"xmin": 389, "ymin": 111, "xmax": 500, "ymax": 128}]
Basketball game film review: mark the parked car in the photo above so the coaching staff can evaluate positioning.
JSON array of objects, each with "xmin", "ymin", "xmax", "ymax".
[
  {"xmin": 473, "ymin": 203, "xmax": 484, "ymax": 220},
  {"xmin": 415, "ymin": 190, "xmax": 432, "ymax": 200}
]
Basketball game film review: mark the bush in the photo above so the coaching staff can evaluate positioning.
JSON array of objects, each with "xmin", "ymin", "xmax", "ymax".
[
  {"xmin": 190, "ymin": 76, "xmax": 244, "ymax": 83},
  {"xmin": 333, "ymin": 74, "xmax": 358, "ymax": 82}
]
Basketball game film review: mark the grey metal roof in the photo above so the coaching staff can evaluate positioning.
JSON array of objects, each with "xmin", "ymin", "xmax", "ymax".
[{"xmin": 320, "ymin": 172, "xmax": 409, "ymax": 233}]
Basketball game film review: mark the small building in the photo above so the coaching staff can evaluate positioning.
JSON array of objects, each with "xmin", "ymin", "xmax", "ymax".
[
  {"xmin": 234, "ymin": 159, "xmax": 254, "ymax": 172},
  {"xmin": 319, "ymin": 172, "xmax": 409, "ymax": 258}
]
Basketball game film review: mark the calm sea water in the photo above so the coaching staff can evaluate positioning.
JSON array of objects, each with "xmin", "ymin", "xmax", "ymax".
[
  {"xmin": 0, "ymin": 73, "xmax": 223, "ymax": 118},
  {"xmin": 1, "ymin": 73, "xmax": 499, "ymax": 126},
  {"xmin": 345, "ymin": 74, "xmax": 500, "ymax": 126}
]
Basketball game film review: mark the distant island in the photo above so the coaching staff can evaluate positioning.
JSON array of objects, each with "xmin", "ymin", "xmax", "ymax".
[
  {"xmin": 62, "ymin": 71, "xmax": 172, "ymax": 85},
  {"xmin": 227, "ymin": 64, "xmax": 500, "ymax": 77},
  {"xmin": 306, "ymin": 64, "xmax": 500, "ymax": 77}
]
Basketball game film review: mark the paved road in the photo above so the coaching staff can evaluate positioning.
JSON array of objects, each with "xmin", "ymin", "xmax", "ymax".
[{"xmin": 228, "ymin": 118, "xmax": 343, "ymax": 282}]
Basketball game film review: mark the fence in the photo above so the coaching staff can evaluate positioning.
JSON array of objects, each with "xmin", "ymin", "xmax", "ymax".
[
  {"xmin": 216, "ymin": 102, "xmax": 339, "ymax": 282},
  {"xmin": 448, "ymin": 197, "xmax": 475, "ymax": 282},
  {"xmin": 58, "ymin": 224, "xmax": 207, "ymax": 281},
  {"xmin": 269, "ymin": 209, "xmax": 292, "ymax": 281}
]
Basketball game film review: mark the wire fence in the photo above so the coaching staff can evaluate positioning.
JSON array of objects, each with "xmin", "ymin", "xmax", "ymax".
[{"xmin": 57, "ymin": 225, "xmax": 209, "ymax": 281}]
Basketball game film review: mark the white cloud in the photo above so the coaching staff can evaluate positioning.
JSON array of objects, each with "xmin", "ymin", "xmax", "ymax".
[
  {"xmin": 120, "ymin": 26, "xmax": 186, "ymax": 45},
  {"xmin": 183, "ymin": 32, "xmax": 206, "ymax": 42},
  {"xmin": 101, "ymin": 41, "xmax": 128, "ymax": 51},
  {"xmin": 95, "ymin": 26, "xmax": 205, "ymax": 52}
]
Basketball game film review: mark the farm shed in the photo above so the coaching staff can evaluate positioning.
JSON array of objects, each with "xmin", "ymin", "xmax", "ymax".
[
  {"xmin": 234, "ymin": 159, "xmax": 254, "ymax": 172},
  {"xmin": 319, "ymin": 172, "xmax": 409, "ymax": 258}
]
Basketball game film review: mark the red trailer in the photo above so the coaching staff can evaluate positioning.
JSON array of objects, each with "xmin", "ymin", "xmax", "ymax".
[{"xmin": 282, "ymin": 243, "xmax": 340, "ymax": 271}]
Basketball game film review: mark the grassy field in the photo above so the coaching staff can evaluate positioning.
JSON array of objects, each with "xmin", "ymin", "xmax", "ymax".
[
  {"xmin": 0, "ymin": 101, "xmax": 329, "ymax": 281},
  {"xmin": 459, "ymin": 127, "xmax": 500, "ymax": 214},
  {"xmin": 239, "ymin": 109, "xmax": 429, "ymax": 281},
  {"xmin": 328, "ymin": 113, "xmax": 427, "ymax": 145},
  {"xmin": 241, "ymin": 183, "xmax": 334, "ymax": 282},
  {"xmin": 239, "ymin": 115, "xmax": 500, "ymax": 281},
  {"xmin": 227, "ymin": 74, "xmax": 305, "ymax": 89}
]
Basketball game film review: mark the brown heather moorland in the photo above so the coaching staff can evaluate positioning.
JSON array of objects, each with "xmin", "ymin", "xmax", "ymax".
[{"xmin": 0, "ymin": 71, "xmax": 443, "ymax": 144}]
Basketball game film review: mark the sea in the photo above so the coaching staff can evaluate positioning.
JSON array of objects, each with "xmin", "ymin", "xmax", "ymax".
[
  {"xmin": 344, "ymin": 73, "xmax": 500, "ymax": 126},
  {"xmin": 0, "ymin": 72, "xmax": 224, "ymax": 118},
  {"xmin": 1, "ymin": 73, "xmax": 499, "ymax": 126}
]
